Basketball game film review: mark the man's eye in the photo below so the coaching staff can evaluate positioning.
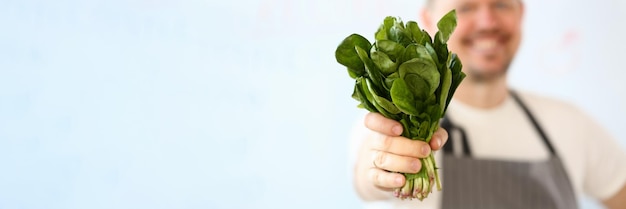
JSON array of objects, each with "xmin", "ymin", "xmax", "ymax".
[
  {"xmin": 457, "ymin": 5, "xmax": 474, "ymax": 13},
  {"xmin": 494, "ymin": 2, "xmax": 512, "ymax": 9}
]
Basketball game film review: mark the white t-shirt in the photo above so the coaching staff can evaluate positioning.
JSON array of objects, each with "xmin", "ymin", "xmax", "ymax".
[{"xmin": 349, "ymin": 91, "xmax": 626, "ymax": 209}]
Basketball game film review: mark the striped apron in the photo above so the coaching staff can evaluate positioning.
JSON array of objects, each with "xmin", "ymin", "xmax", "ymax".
[{"xmin": 439, "ymin": 91, "xmax": 578, "ymax": 209}]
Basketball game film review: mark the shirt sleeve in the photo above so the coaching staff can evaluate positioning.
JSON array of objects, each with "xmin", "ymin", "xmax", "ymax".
[
  {"xmin": 348, "ymin": 112, "xmax": 368, "ymax": 178},
  {"xmin": 581, "ymin": 109, "xmax": 626, "ymax": 200}
]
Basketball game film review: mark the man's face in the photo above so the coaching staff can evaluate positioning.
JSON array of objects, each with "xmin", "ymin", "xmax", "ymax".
[{"xmin": 428, "ymin": 0, "xmax": 524, "ymax": 82}]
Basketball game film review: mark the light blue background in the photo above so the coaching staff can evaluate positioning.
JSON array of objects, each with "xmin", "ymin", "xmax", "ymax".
[{"xmin": 1, "ymin": 0, "xmax": 624, "ymax": 209}]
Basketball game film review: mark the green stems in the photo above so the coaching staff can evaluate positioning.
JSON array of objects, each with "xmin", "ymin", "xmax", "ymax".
[{"xmin": 394, "ymin": 153, "xmax": 441, "ymax": 200}]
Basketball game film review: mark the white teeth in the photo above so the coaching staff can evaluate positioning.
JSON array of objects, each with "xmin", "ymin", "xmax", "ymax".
[{"xmin": 474, "ymin": 40, "xmax": 497, "ymax": 51}]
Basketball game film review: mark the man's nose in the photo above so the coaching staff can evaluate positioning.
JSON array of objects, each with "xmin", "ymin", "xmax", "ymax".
[{"xmin": 475, "ymin": 7, "xmax": 499, "ymax": 30}]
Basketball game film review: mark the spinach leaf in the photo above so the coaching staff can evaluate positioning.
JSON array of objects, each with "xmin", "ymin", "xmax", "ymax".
[
  {"xmin": 390, "ymin": 78, "xmax": 420, "ymax": 115},
  {"xmin": 399, "ymin": 58, "xmax": 440, "ymax": 97},
  {"xmin": 405, "ymin": 21, "xmax": 423, "ymax": 44},
  {"xmin": 437, "ymin": 10, "xmax": 457, "ymax": 44},
  {"xmin": 433, "ymin": 32, "xmax": 449, "ymax": 65},
  {"xmin": 335, "ymin": 34, "xmax": 372, "ymax": 78},
  {"xmin": 376, "ymin": 40, "xmax": 405, "ymax": 61},
  {"xmin": 438, "ymin": 63, "xmax": 452, "ymax": 116},
  {"xmin": 375, "ymin": 16, "xmax": 396, "ymax": 41},
  {"xmin": 371, "ymin": 51, "xmax": 397, "ymax": 76},
  {"xmin": 385, "ymin": 72, "xmax": 399, "ymax": 90},
  {"xmin": 444, "ymin": 53, "xmax": 465, "ymax": 114},
  {"xmin": 356, "ymin": 46, "xmax": 386, "ymax": 93},
  {"xmin": 419, "ymin": 29, "xmax": 432, "ymax": 46},
  {"xmin": 354, "ymin": 77, "xmax": 378, "ymax": 113},
  {"xmin": 401, "ymin": 44, "xmax": 419, "ymax": 64},
  {"xmin": 366, "ymin": 78, "xmax": 401, "ymax": 115}
]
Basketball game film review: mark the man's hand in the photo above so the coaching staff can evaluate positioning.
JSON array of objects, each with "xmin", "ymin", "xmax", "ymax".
[
  {"xmin": 603, "ymin": 184, "xmax": 626, "ymax": 209},
  {"xmin": 354, "ymin": 112, "xmax": 448, "ymax": 201}
]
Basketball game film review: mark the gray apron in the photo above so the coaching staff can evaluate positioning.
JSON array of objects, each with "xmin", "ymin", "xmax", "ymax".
[{"xmin": 440, "ymin": 91, "xmax": 578, "ymax": 209}]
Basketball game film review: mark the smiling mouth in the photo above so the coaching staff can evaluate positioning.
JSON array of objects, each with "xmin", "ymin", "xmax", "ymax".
[
  {"xmin": 474, "ymin": 39, "xmax": 497, "ymax": 51},
  {"xmin": 463, "ymin": 32, "xmax": 510, "ymax": 56},
  {"xmin": 470, "ymin": 39, "xmax": 502, "ymax": 55}
]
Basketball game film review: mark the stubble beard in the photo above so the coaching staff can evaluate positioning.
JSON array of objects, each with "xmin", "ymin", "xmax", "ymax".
[{"xmin": 465, "ymin": 62, "xmax": 511, "ymax": 84}]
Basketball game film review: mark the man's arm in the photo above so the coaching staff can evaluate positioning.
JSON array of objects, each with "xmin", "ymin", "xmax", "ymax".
[
  {"xmin": 603, "ymin": 184, "xmax": 626, "ymax": 209},
  {"xmin": 578, "ymin": 108, "xmax": 626, "ymax": 209}
]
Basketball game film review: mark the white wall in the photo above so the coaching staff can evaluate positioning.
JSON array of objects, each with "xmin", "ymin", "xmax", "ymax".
[{"xmin": 0, "ymin": 0, "xmax": 623, "ymax": 209}]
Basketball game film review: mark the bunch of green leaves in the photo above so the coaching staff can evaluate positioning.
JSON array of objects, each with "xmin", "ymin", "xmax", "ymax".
[{"xmin": 335, "ymin": 10, "xmax": 465, "ymax": 200}]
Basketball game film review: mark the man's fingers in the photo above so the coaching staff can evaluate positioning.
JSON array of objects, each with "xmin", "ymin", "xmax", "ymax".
[
  {"xmin": 372, "ymin": 150, "xmax": 422, "ymax": 173},
  {"xmin": 429, "ymin": 127, "xmax": 449, "ymax": 151},
  {"xmin": 372, "ymin": 134, "xmax": 431, "ymax": 158},
  {"xmin": 368, "ymin": 167, "xmax": 405, "ymax": 189},
  {"xmin": 365, "ymin": 113, "xmax": 403, "ymax": 136}
]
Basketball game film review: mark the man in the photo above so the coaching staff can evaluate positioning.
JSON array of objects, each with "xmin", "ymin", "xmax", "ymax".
[{"xmin": 350, "ymin": 0, "xmax": 626, "ymax": 208}]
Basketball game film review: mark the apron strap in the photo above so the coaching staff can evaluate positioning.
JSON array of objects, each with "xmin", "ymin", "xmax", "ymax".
[
  {"xmin": 441, "ymin": 117, "xmax": 472, "ymax": 156},
  {"xmin": 509, "ymin": 90, "xmax": 557, "ymax": 155}
]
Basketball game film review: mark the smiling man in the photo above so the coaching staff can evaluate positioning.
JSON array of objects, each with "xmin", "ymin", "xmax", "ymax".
[
  {"xmin": 431, "ymin": 0, "xmax": 522, "ymax": 83},
  {"xmin": 350, "ymin": 0, "xmax": 626, "ymax": 208}
]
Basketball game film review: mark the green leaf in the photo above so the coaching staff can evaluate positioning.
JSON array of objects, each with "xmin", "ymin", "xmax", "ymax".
[
  {"xmin": 376, "ymin": 40, "xmax": 405, "ymax": 61},
  {"xmin": 371, "ymin": 51, "xmax": 397, "ymax": 76},
  {"xmin": 408, "ymin": 114, "xmax": 433, "ymax": 140},
  {"xmin": 401, "ymin": 44, "xmax": 419, "ymax": 64},
  {"xmin": 375, "ymin": 96, "xmax": 402, "ymax": 115},
  {"xmin": 414, "ymin": 100, "xmax": 427, "ymax": 113},
  {"xmin": 375, "ymin": 27, "xmax": 388, "ymax": 42},
  {"xmin": 428, "ymin": 120, "xmax": 440, "ymax": 140},
  {"xmin": 409, "ymin": 116, "xmax": 421, "ymax": 139},
  {"xmin": 426, "ymin": 106, "xmax": 437, "ymax": 121},
  {"xmin": 444, "ymin": 53, "xmax": 466, "ymax": 114},
  {"xmin": 433, "ymin": 32, "xmax": 449, "ymax": 65},
  {"xmin": 375, "ymin": 16, "xmax": 414, "ymax": 46},
  {"xmin": 405, "ymin": 21, "xmax": 423, "ymax": 44},
  {"xmin": 355, "ymin": 46, "xmax": 386, "ymax": 93},
  {"xmin": 424, "ymin": 42, "xmax": 440, "ymax": 69},
  {"xmin": 419, "ymin": 121, "xmax": 430, "ymax": 139},
  {"xmin": 399, "ymin": 117, "xmax": 412, "ymax": 138},
  {"xmin": 415, "ymin": 44, "xmax": 436, "ymax": 66},
  {"xmin": 385, "ymin": 72, "xmax": 399, "ymax": 89},
  {"xmin": 426, "ymin": 93, "xmax": 438, "ymax": 106},
  {"xmin": 335, "ymin": 34, "xmax": 372, "ymax": 78},
  {"xmin": 389, "ymin": 22, "xmax": 404, "ymax": 43},
  {"xmin": 437, "ymin": 10, "xmax": 457, "ymax": 44},
  {"xmin": 391, "ymin": 21, "xmax": 412, "ymax": 46},
  {"xmin": 358, "ymin": 78, "xmax": 398, "ymax": 119},
  {"xmin": 355, "ymin": 77, "xmax": 378, "ymax": 112},
  {"xmin": 399, "ymin": 58, "xmax": 440, "ymax": 98},
  {"xmin": 347, "ymin": 68, "xmax": 359, "ymax": 79},
  {"xmin": 438, "ymin": 63, "xmax": 452, "ymax": 116},
  {"xmin": 390, "ymin": 78, "xmax": 420, "ymax": 115},
  {"xmin": 401, "ymin": 44, "xmax": 437, "ymax": 68},
  {"xmin": 363, "ymin": 80, "xmax": 393, "ymax": 118},
  {"xmin": 405, "ymin": 74, "xmax": 429, "ymax": 99},
  {"xmin": 366, "ymin": 79, "xmax": 401, "ymax": 115},
  {"xmin": 449, "ymin": 53, "xmax": 463, "ymax": 74},
  {"xmin": 375, "ymin": 16, "xmax": 396, "ymax": 41},
  {"xmin": 418, "ymin": 29, "xmax": 432, "ymax": 46}
]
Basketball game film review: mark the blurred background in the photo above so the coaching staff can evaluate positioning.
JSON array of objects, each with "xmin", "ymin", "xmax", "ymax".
[{"xmin": 1, "ymin": 0, "xmax": 625, "ymax": 208}]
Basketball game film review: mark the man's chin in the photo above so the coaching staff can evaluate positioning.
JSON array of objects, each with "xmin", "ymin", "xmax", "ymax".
[{"xmin": 465, "ymin": 68, "xmax": 508, "ymax": 83}]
